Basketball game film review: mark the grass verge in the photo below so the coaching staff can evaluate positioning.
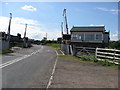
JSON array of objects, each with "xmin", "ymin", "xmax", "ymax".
[
  {"xmin": 58, "ymin": 55, "xmax": 119, "ymax": 69},
  {"xmin": 0, "ymin": 50, "xmax": 14, "ymax": 55},
  {"xmin": 45, "ymin": 44, "xmax": 60, "ymax": 50}
]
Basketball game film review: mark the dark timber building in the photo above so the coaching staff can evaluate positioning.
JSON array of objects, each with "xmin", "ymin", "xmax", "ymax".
[{"xmin": 70, "ymin": 26, "xmax": 109, "ymax": 48}]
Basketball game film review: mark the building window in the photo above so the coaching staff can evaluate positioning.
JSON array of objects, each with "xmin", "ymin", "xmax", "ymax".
[
  {"xmin": 79, "ymin": 35, "xmax": 81, "ymax": 39},
  {"xmin": 71, "ymin": 34, "xmax": 77, "ymax": 40},
  {"xmin": 71, "ymin": 33, "xmax": 84, "ymax": 41},
  {"xmin": 85, "ymin": 34, "xmax": 94, "ymax": 41},
  {"xmin": 73, "ymin": 34, "xmax": 77, "ymax": 37},
  {"xmin": 71, "ymin": 34, "xmax": 74, "ymax": 38},
  {"xmin": 96, "ymin": 34, "xmax": 102, "ymax": 40},
  {"xmin": 78, "ymin": 34, "xmax": 84, "ymax": 40}
]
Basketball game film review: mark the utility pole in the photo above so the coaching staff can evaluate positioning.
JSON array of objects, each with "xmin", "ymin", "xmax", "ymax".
[
  {"xmin": 61, "ymin": 22, "xmax": 63, "ymax": 36},
  {"xmin": 24, "ymin": 24, "xmax": 27, "ymax": 38},
  {"xmin": 24, "ymin": 24, "xmax": 27, "ymax": 47},
  {"xmin": 7, "ymin": 13, "xmax": 12, "ymax": 41},
  {"xmin": 63, "ymin": 9, "xmax": 68, "ymax": 34},
  {"xmin": 62, "ymin": 9, "xmax": 71, "ymax": 54},
  {"xmin": 46, "ymin": 33, "xmax": 47, "ymax": 39}
]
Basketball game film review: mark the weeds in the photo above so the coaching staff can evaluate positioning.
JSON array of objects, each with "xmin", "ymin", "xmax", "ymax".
[
  {"xmin": 45, "ymin": 44, "xmax": 60, "ymax": 50},
  {"xmin": 59, "ymin": 54, "xmax": 119, "ymax": 69},
  {"xmin": 0, "ymin": 50, "xmax": 14, "ymax": 54}
]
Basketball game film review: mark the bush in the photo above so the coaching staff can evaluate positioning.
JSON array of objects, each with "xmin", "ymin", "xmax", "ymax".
[{"xmin": 109, "ymin": 40, "xmax": 120, "ymax": 49}]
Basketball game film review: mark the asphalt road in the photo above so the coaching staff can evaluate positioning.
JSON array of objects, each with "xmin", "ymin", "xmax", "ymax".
[
  {"xmin": 50, "ymin": 56, "xmax": 118, "ymax": 88},
  {"xmin": 2, "ymin": 45, "xmax": 57, "ymax": 88},
  {"xmin": 1, "ymin": 45, "xmax": 118, "ymax": 89}
]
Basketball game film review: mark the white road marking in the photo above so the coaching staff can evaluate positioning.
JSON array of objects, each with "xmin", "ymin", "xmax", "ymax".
[
  {"xmin": 55, "ymin": 50, "xmax": 59, "ymax": 56},
  {"xmin": 54, "ymin": 50, "xmax": 64, "ymax": 56},
  {"xmin": 60, "ymin": 50, "xmax": 65, "ymax": 55},
  {"xmin": 0, "ymin": 46, "xmax": 43, "ymax": 69},
  {"xmin": 46, "ymin": 50, "xmax": 58, "ymax": 89}
]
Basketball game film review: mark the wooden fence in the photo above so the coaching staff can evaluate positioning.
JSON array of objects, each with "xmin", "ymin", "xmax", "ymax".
[{"xmin": 96, "ymin": 48, "xmax": 120, "ymax": 64}]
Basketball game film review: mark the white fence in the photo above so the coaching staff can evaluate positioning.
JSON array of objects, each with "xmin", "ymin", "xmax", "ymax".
[{"xmin": 96, "ymin": 48, "xmax": 120, "ymax": 64}]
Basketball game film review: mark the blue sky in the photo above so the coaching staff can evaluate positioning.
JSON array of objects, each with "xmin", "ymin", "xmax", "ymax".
[{"xmin": 0, "ymin": 2, "xmax": 119, "ymax": 40}]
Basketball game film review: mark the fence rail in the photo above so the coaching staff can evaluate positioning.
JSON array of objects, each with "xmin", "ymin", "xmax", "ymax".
[
  {"xmin": 76, "ymin": 47, "xmax": 96, "ymax": 54},
  {"xmin": 96, "ymin": 48, "xmax": 120, "ymax": 64},
  {"xmin": 61, "ymin": 45, "xmax": 120, "ymax": 65}
]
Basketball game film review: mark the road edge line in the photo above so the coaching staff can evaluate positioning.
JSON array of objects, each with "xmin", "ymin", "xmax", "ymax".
[
  {"xmin": 55, "ymin": 50, "xmax": 59, "ymax": 56},
  {"xmin": 46, "ymin": 50, "xmax": 58, "ymax": 89}
]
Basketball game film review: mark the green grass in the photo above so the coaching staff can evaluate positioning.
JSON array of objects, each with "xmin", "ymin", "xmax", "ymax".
[
  {"xmin": 59, "ymin": 54, "xmax": 119, "ymax": 69},
  {"xmin": 45, "ymin": 44, "xmax": 60, "ymax": 50},
  {"xmin": 0, "ymin": 50, "xmax": 14, "ymax": 54},
  {"xmin": 80, "ymin": 56, "xmax": 119, "ymax": 69}
]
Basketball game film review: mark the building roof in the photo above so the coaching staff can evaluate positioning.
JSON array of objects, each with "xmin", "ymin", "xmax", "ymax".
[{"xmin": 70, "ymin": 26, "xmax": 105, "ymax": 32}]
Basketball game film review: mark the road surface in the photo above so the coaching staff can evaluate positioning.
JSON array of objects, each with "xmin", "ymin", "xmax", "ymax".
[
  {"xmin": 1, "ymin": 45, "xmax": 118, "ymax": 89},
  {"xmin": 2, "ymin": 45, "xmax": 57, "ymax": 88},
  {"xmin": 50, "ymin": 56, "xmax": 118, "ymax": 88}
]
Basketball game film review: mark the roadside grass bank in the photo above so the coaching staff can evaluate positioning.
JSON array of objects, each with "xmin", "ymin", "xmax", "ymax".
[
  {"xmin": 0, "ymin": 49, "xmax": 14, "ymax": 55},
  {"xmin": 58, "ymin": 55, "xmax": 119, "ymax": 69},
  {"xmin": 45, "ymin": 44, "xmax": 60, "ymax": 50}
]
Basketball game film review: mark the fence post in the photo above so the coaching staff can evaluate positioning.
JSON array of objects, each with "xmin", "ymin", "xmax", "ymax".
[
  {"xmin": 70, "ymin": 45, "xmax": 73, "ymax": 55},
  {"xmin": 72, "ymin": 45, "xmax": 76, "ymax": 56},
  {"xmin": 67, "ymin": 44, "xmax": 69, "ymax": 54},
  {"xmin": 95, "ymin": 48, "xmax": 98, "ymax": 60},
  {"xmin": 113, "ymin": 49, "xmax": 116, "ymax": 64}
]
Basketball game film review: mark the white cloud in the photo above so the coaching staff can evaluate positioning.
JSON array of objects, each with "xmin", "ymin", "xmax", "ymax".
[
  {"xmin": 96, "ymin": 7, "xmax": 109, "ymax": 11},
  {"xmin": 112, "ymin": 33, "xmax": 117, "ymax": 38},
  {"xmin": 111, "ymin": 33, "xmax": 118, "ymax": 41},
  {"xmin": 89, "ymin": 24, "xmax": 104, "ymax": 26},
  {"xmin": 5, "ymin": 3, "xmax": 8, "ymax": 5},
  {"xmin": 0, "ymin": 16, "xmax": 61, "ymax": 40},
  {"xmin": 12, "ymin": 17, "xmax": 40, "ymax": 26},
  {"xmin": 96, "ymin": 7, "xmax": 120, "ymax": 15},
  {"xmin": 21, "ymin": 5, "xmax": 37, "ymax": 12}
]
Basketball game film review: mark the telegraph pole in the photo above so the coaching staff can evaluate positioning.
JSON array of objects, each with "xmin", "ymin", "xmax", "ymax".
[
  {"xmin": 63, "ymin": 9, "xmax": 69, "ymax": 34},
  {"xmin": 24, "ymin": 24, "xmax": 27, "ymax": 47},
  {"xmin": 24, "ymin": 24, "xmax": 27, "ymax": 38},
  {"xmin": 61, "ymin": 22, "xmax": 63, "ymax": 36},
  {"xmin": 7, "ymin": 13, "xmax": 12, "ymax": 41},
  {"xmin": 46, "ymin": 33, "xmax": 47, "ymax": 40},
  {"xmin": 6, "ymin": 13, "xmax": 12, "ymax": 48}
]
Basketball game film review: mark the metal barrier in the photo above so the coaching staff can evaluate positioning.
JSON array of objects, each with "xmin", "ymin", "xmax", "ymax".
[{"xmin": 75, "ymin": 47, "xmax": 96, "ymax": 57}]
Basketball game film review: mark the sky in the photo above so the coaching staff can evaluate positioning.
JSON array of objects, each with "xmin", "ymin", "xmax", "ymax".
[{"xmin": 0, "ymin": 1, "xmax": 119, "ymax": 40}]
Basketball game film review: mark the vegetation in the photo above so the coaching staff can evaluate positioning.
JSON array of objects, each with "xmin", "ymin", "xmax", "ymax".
[
  {"xmin": 40, "ymin": 39, "xmax": 58, "ymax": 45},
  {"xmin": 108, "ymin": 40, "xmax": 120, "ymax": 49},
  {"xmin": 0, "ymin": 50, "xmax": 14, "ymax": 54},
  {"xmin": 45, "ymin": 43, "xmax": 60, "ymax": 50},
  {"xmin": 59, "ymin": 55, "xmax": 119, "ymax": 69}
]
